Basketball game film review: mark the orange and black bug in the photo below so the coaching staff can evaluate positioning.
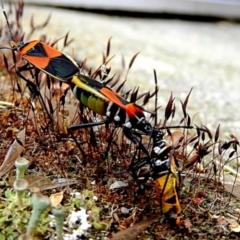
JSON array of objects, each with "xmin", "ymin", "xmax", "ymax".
[
  {"xmin": 71, "ymin": 74, "xmax": 152, "ymax": 126},
  {"xmin": 67, "ymin": 73, "xmax": 157, "ymax": 157},
  {"xmin": 7, "ymin": 39, "xmax": 79, "ymax": 81},
  {"xmin": 0, "ymin": 0, "xmax": 79, "ymax": 80},
  {"xmin": 67, "ymin": 71, "xmax": 191, "ymax": 158},
  {"xmin": 0, "ymin": 0, "xmax": 79, "ymax": 119}
]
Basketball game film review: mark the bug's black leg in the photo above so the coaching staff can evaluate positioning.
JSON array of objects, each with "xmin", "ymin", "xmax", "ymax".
[
  {"xmin": 16, "ymin": 67, "xmax": 53, "ymax": 122},
  {"xmin": 123, "ymin": 127, "xmax": 149, "ymax": 156},
  {"xmin": 68, "ymin": 121, "xmax": 106, "ymax": 162},
  {"xmin": 68, "ymin": 126, "xmax": 87, "ymax": 161},
  {"xmin": 104, "ymin": 126, "xmax": 116, "ymax": 159}
]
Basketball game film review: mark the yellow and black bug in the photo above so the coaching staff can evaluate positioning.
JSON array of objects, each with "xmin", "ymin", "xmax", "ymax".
[
  {"xmin": 131, "ymin": 129, "xmax": 182, "ymax": 225},
  {"xmin": 130, "ymin": 69, "xmax": 184, "ymax": 225},
  {"xmin": 154, "ymin": 153, "xmax": 181, "ymax": 226}
]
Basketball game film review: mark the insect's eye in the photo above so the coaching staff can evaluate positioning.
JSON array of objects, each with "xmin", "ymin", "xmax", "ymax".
[{"xmin": 18, "ymin": 41, "xmax": 25, "ymax": 48}]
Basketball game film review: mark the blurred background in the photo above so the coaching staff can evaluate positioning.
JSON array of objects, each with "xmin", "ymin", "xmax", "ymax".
[
  {"xmin": 23, "ymin": 0, "xmax": 240, "ymax": 19},
  {"xmin": 3, "ymin": 0, "xmax": 240, "ymax": 137}
]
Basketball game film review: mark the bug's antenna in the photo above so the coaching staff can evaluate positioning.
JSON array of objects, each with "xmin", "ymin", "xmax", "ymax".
[
  {"xmin": 1, "ymin": 0, "xmax": 14, "ymax": 41},
  {"xmin": 153, "ymin": 69, "xmax": 158, "ymax": 126}
]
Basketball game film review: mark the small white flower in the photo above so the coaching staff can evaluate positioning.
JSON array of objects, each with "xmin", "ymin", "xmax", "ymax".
[
  {"xmin": 93, "ymin": 196, "xmax": 98, "ymax": 201},
  {"xmin": 72, "ymin": 228, "xmax": 84, "ymax": 238},
  {"xmin": 48, "ymin": 220, "xmax": 55, "ymax": 228},
  {"xmin": 70, "ymin": 192, "xmax": 81, "ymax": 199},
  {"xmin": 48, "ymin": 214, "xmax": 55, "ymax": 228},
  {"xmin": 81, "ymin": 219, "xmax": 91, "ymax": 231},
  {"xmin": 68, "ymin": 211, "xmax": 81, "ymax": 228},
  {"xmin": 67, "ymin": 208, "xmax": 91, "ymax": 230},
  {"xmin": 78, "ymin": 208, "xmax": 89, "ymax": 222},
  {"xmin": 72, "ymin": 220, "xmax": 91, "ymax": 238},
  {"xmin": 63, "ymin": 233, "xmax": 76, "ymax": 240}
]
